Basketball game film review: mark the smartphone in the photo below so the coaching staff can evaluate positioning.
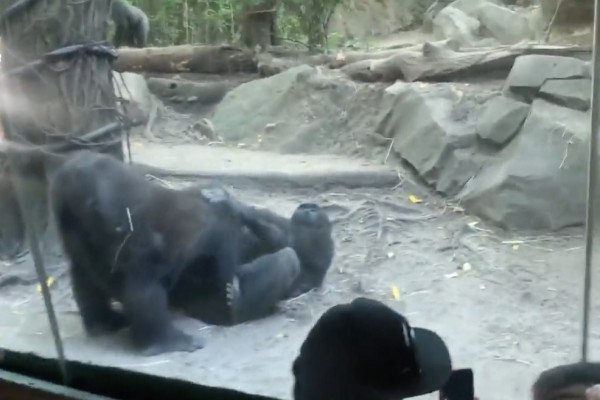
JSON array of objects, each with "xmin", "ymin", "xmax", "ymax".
[{"xmin": 439, "ymin": 369, "xmax": 475, "ymax": 400}]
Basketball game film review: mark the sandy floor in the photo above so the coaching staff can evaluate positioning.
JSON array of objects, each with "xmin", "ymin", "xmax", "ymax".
[{"xmin": 0, "ymin": 143, "xmax": 598, "ymax": 400}]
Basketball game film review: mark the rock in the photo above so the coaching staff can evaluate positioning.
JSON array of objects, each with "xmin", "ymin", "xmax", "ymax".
[
  {"xmin": 423, "ymin": 0, "xmax": 452, "ymax": 31},
  {"xmin": 375, "ymin": 83, "xmax": 477, "ymax": 187},
  {"xmin": 433, "ymin": 6, "xmax": 480, "ymax": 46},
  {"xmin": 330, "ymin": 0, "xmax": 437, "ymax": 39},
  {"xmin": 477, "ymin": 95, "xmax": 530, "ymax": 145},
  {"xmin": 211, "ymin": 65, "xmax": 384, "ymax": 154},
  {"xmin": 538, "ymin": 78, "xmax": 591, "ymax": 111},
  {"xmin": 112, "ymin": 72, "xmax": 157, "ymax": 120},
  {"xmin": 460, "ymin": 99, "xmax": 589, "ymax": 230},
  {"xmin": 504, "ymin": 55, "xmax": 589, "ymax": 102},
  {"xmin": 476, "ymin": 2, "xmax": 532, "ymax": 44},
  {"xmin": 436, "ymin": 148, "xmax": 485, "ymax": 196},
  {"xmin": 449, "ymin": 0, "xmax": 502, "ymax": 15}
]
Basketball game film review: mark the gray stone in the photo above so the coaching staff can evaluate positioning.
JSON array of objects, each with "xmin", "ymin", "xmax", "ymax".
[
  {"xmin": 436, "ymin": 148, "xmax": 485, "ymax": 196},
  {"xmin": 460, "ymin": 99, "xmax": 589, "ymax": 230},
  {"xmin": 112, "ymin": 71, "xmax": 157, "ymax": 118},
  {"xmin": 477, "ymin": 95, "xmax": 530, "ymax": 145},
  {"xmin": 375, "ymin": 83, "xmax": 477, "ymax": 187},
  {"xmin": 433, "ymin": 6, "xmax": 480, "ymax": 46},
  {"xmin": 538, "ymin": 78, "xmax": 591, "ymax": 111},
  {"xmin": 504, "ymin": 55, "xmax": 589, "ymax": 102},
  {"xmin": 476, "ymin": 3, "xmax": 532, "ymax": 44},
  {"xmin": 211, "ymin": 64, "xmax": 386, "ymax": 155},
  {"xmin": 449, "ymin": 0, "xmax": 502, "ymax": 15},
  {"xmin": 212, "ymin": 65, "xmax": 316, "ymax": 142}
]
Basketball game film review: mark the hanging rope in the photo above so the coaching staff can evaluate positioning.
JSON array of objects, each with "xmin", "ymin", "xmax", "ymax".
[{"xmin": 582, "ymin": 0, "xmax": 600, "ymax": 363}]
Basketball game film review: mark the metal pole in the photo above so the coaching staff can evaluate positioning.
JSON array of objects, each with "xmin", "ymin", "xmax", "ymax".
[{"xmin": 582, "ymin": 0, "xmax": 600, "ymax": 363}]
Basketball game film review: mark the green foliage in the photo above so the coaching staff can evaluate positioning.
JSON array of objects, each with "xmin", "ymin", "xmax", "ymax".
[{"xmin": 126, "ymin": 0, "xmax": 346, "ymax": 49}]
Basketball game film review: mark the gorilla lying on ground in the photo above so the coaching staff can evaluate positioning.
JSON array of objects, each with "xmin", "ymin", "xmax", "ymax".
[
  {"xmin": 110, "ymin": 0, "xmax": 149, "ymax": 48},
  {"xmin": 171, "ymin": 185, "xmax": 335, "ymax": 325}
]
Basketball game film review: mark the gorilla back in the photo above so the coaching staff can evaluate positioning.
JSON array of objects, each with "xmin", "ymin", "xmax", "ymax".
[{"xmin": 50, "ymin": 151, "xmax": 240, "ymax": 356}]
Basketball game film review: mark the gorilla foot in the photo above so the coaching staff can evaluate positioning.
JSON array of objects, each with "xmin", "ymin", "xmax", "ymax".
[
  {"xmin": 84, "ymin": 311, "xmax": 129, "ymax": 337},
  {"xmin": 140, "ymin": 330, "xmax": 205, "ymax": 357}
]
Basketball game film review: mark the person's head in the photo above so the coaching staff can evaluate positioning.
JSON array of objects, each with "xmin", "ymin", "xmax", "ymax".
[{"xmin": 292, "ymin": 297, "xmax": 452, "ymax": 400}]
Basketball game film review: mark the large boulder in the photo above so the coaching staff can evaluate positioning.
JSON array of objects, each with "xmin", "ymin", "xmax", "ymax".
[
  {"xmin": 538, "ymin": 78, "xmax": 591, "ymax": 111},
  {"xmin": 476, "ymin": 2, "xmax": 532, "ymax": 44},
  {"xmin": 449, "ymin": 0, "xmax": 502, "ymax": 15},
  {"xmin": 212, "ymin": 65, "xmax": 322, "ymax": 142},
  {"xmin": 433, "ymin": 6, "xmax": 481, "ymax": 46},
  {"xmin": 460, "ymin": 99, "xmax": 589, "ymax": 230},
  {"xmin": 476, "ymin": 95, "xmax": 530, "ymax": 145},
  {"xmin": 211, "ymin": 65, "xmax": 385, "ymax": 155},
  {"xmin": 375, "ymin": 82, "xmax": 482, "ymax": 195},
  {"xmin": 504, "ymin": 55, "xmax": 589, "ymax": 102}
]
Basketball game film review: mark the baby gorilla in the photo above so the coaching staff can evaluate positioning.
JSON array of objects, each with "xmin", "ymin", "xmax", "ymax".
[
  {"xmin": 50, "ymin": 151, "xmax": 241, "ymax": 356},
  {"xmin": 172, "ymin": 185, "xmax": 335, "ymax": 325}
]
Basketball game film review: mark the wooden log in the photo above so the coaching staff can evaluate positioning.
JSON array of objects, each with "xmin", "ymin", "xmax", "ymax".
[
  {"xmin": 146, "ymin": 77, "xmax": 234, "ymax": 105},
  {"xmin": 341, "ymin": 41, "xmax": 591, "ymax": 82},
  {"xmin": 114, "ymin": 45, "xmax": 258, "ymax": 74}
]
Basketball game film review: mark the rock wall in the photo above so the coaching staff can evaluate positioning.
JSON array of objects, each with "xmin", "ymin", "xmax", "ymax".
[
  {"xmin": 209, "ymin": 53, "xmax": 592, "ymax": 231},
  {"xmin": 377, "ymin": 54, "xmax": 592, "ymax": 231}
]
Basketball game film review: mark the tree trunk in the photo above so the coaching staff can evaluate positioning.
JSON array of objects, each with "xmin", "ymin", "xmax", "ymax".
[
  {"xmin": 239, "ymin": 1, "xmax": 277, "ymax": 50},
  {"xmin": 113, "ymin": 45, "xmax": 258, "ymax": 73},
  {"xmin": 0, "ymin": 0, "xmax": 123, "ymax": 259}
]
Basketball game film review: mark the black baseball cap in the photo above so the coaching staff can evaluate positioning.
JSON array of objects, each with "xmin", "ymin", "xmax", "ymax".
[{"xmin": 292, "ymin": 297, "xmax": 452, "ymax": 400}]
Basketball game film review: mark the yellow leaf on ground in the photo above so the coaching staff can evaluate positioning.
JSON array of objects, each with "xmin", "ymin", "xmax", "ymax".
[
  {"xmin": 408, "ymin": 194, "xmax": 422, "ymax": 204},
  {"xmin": 36, "ymin": 276, "xmax": 55, "ymax": 293},
  {"xmin": 391, "ymin": 286, "xmax": 401, "ymax": 301}
]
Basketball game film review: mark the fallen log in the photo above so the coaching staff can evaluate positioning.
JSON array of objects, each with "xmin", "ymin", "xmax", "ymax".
[
  {"xmin": 113, "ymin": 45, "xmax": 258, "ymax": 74},
  {"xmin": 341, "ymin": 41, "xmax": 591, "ymax": 82},
  {"xmin": 113, "ymin": 42, "xmax": 591, "ymax": 84},
  {"xmin": 146, "ymin": 77, "xmax": 235, "ymax": 105}
]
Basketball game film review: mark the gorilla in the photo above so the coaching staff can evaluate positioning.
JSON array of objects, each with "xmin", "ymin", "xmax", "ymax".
[
  {"xmin": 171, "ymin": 185, "xmax": 335, "ymax": 325},
  {"xmin": 110, "ymin": 0, "xmax": 149, "ymax": 48},
  {"xmin": 48, "ymin": 150, "xmax": 244, "ymax": 356}
]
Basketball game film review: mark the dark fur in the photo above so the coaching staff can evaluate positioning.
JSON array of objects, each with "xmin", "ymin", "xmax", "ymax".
[
  {"xmin": 238, "ymin": 202, "xmax": 335, "ymax": 297},
  {"xmin": 50, "ymin": 151, "xmax": 241, "ymax": 355},
  {"xmin": 111, "ymin": 0, "xmax": 149, "ymax": 48},
  {"xmin": 201, "ymin": 185, "xmax": 335, "ymax": 295},
  {"xmin": 199, "ymin": 183, "xmax": 336, "ymax": 296},
  {"xmin": 172, "ymin": 246, "xmax": 301, "ymax": 325},
  {"xmin": 532, "ymin": 362, "xmax": 600, "ymax": 400},
  {"xmin": 173, "ymin": 185, "xmax": 334, "ymax": 325}
]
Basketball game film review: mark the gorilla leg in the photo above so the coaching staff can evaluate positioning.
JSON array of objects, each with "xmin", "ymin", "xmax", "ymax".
[
  {"xmin": 71, "ymin": 266, "xmax": 128, "ymax": 336},
  {"xmin": 227, "ymin": 247, "xmax": 300, "ymax": 323},
  {"xmin": 57, "ymin": 220, "xmax": 128, "ymax": 336},
  {"xmin": 288, "ymin": 203, "xmax": 334, "ymax": 296},
  {"xmin": 122, "ymin": 277, "xmax": 204, "ymax": 357}
]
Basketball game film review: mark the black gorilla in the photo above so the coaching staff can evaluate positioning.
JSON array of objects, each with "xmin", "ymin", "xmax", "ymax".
[
  {"xmin": 111, "ymin": 0, "xmax": 149, "ymax": 48},
  {"xmin": 172, "ymin": 185, "xmax": 335, "ymax": 325},
  {"xmin": 50, "ymin": 151, "xmax": 241, "ymax": 356}
]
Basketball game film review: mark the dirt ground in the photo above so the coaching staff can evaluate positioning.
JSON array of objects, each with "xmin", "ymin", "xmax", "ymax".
[
  {"xmin": 0, "ymin": 34, "xmax": 599, "ymax": 397},
  {"xmin": 0, "ymin": 141, "xmax": 598, "ymax": 400}
]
